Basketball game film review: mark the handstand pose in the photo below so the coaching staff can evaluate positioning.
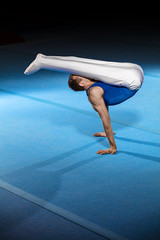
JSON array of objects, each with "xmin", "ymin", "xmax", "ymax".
[{"xmin": 24, "ymin": 54, "xmax": 144, "ymax": 155}]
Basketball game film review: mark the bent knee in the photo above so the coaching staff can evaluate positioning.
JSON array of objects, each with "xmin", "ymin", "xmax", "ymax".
[{"xmin": 131, "ymin": 66, "xmax": 144, "ymax": 90}]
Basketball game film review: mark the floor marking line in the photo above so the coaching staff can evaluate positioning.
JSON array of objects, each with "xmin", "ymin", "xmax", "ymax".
[
  {"xmin": 0, "ymin": 88, "xmax": 159, "ymax": 135},
  {"xmin": 0, "ymin": 180, "xmax": 129, "ymax": 240}
]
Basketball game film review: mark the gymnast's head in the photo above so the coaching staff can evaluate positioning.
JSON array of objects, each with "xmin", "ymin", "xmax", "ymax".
[{"xmin": 68, "ymin": 74, "xmax": 96, "ymax": 91}]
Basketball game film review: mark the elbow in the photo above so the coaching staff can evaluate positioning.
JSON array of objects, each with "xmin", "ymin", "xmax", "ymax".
[
  {"xmin": 100, "ymin": 112, "xmax": 111, "ymax": 122},
  {"xmin": 101, "ymin": 116, "xmax": 111, "ymax": 127}
]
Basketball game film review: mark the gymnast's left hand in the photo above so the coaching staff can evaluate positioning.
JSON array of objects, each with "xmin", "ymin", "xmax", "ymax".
[{"xmin": 96, "ymin": 147, "xmax": 117, "ymax": 155}]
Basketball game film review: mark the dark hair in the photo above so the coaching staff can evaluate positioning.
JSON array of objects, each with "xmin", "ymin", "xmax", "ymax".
[{"xmin": 68, "ymin": 74, "xmax": 85, "ymax": 91}]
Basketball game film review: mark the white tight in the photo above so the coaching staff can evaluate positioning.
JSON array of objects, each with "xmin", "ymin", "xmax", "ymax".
[{"xmin": 29, "ymin": 54, "xmax": 144, "ymax": 90}]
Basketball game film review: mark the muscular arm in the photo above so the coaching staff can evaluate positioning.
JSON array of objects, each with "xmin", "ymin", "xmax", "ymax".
[{"xmin": 88, "ymin": 87, "xmax": 117, "ymax": 155}]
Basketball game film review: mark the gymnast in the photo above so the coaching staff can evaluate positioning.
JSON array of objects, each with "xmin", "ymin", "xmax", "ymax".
[{"xmin": 24, "ymin": 54, "xmax": 144, "ymax": 155}]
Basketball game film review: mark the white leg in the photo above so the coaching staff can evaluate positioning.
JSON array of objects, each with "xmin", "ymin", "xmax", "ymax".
[{"xmin": 24, "ymin": 54, "xmax": 144, "ymax": 90}]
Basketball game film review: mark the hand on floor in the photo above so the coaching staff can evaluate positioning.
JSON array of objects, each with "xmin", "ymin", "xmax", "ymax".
[
  {"xmin": 93, "ymin": 132, "xmax": 115, "ymax": 137},
  {"xmin": 96, "ymin": 147, "xmax": 117, "ymax": 155}
]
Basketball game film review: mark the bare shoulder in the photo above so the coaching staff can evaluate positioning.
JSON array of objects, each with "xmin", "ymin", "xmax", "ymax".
[
  {"xmin": 88, "ymin": 86, "xmax": 104, "ymax": 105},
  {"xmin": 88, "ymin": 86, "xmax": 104, "ymax": 96}
]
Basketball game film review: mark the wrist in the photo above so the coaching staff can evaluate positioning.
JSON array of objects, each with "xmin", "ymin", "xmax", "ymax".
[{"xmin": 110, "ymin": 144, "xmax": 117, "ymax": 149}]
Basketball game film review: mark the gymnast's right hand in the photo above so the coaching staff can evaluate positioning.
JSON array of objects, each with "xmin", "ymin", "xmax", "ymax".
[{"xmin": 96, "ymin": 147, "xmax": 117, "ymax": 155}]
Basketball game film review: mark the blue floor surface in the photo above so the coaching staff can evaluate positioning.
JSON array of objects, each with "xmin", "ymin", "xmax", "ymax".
[
  {"xmin": 0, "ymin": 36, "xmax": 160, "ymax": 240},
  {"xmin": 0, "ymin": 188, "xmax": 106, "ymax": 240}
]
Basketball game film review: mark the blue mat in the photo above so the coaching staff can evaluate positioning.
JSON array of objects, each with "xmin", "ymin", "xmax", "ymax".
[{"xmin": 0, "ymin": 39, "xmax": 160, "ymax": 240}]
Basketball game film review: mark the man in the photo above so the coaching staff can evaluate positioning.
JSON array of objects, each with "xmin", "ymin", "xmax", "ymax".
[
  {"xmin": 68, "ymin": 74, "xmax": 118, "ymax": 155},
  {"xmin": 24, "ymin": 54, "xmax": 144, "ymax": 155}
]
